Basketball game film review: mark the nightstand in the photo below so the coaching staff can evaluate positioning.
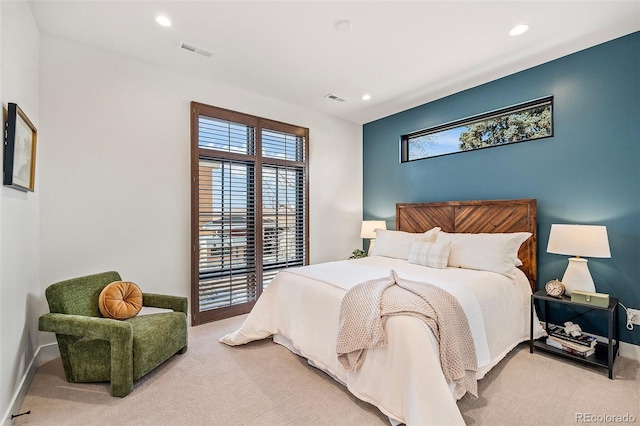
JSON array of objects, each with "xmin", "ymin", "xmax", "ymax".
[{"xmin": 530, "ymin": 290, "xmax": 619, "ymax": 379}]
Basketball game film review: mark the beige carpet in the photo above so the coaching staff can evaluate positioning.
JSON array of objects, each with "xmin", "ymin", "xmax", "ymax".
[{"xmin": 15, "ymin": 314, "xmax": 640, "ymax": 426}]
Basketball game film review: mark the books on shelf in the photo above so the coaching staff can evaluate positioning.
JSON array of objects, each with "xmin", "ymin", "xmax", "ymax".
[
  {"xmin": 546, "ymin": 323, "xmax": 597, "ymax": 348},
  {"xmin": 546, "ymin": 338, "xmax": 596, "ymax": 358},
  {"xmin": 547, "ymin": 335, "xmax": 596, "ymax": 352}
]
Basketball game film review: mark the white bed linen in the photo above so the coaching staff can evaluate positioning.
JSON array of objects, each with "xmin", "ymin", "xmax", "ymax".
[{"xmin": 221, "ymin": 256, "xmax": 545, "ymax": 425}]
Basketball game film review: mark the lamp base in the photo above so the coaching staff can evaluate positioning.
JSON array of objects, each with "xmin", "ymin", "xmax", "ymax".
[{"xmin": 561, "ymin": 257, "xmax": 596, "ymax": 296}]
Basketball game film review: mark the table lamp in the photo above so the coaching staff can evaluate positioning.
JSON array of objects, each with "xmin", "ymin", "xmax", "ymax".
[
  {"xmin": 361, "ymin": 220, "xmax": 387, "ymax": 255},
  {"xmin": 546, "ymin": 224, "xmax": 611, "ymax": 295}
]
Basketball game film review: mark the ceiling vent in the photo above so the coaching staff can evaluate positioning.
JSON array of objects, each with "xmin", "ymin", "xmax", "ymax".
[
  {"xmin": 325, "ymin": 93, "xmax": 346, "ymax": 102},
  {"xmin": 178, "ymin": 42, "xmax": 213, "ymax": 58}
]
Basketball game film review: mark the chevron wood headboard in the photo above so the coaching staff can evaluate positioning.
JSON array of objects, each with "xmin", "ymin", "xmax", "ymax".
[{"xmin": 396, "ymin": 199, "xmax": 537, "ymax": 290}]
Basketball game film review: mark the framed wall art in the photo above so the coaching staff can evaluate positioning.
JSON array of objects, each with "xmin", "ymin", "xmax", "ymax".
[{"xmin": 4, "ymin": 103, "xmax": 37, "ymax": 192}]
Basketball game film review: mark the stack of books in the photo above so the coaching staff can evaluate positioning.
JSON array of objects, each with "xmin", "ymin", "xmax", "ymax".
[{"xmin": 545, "ymin": 324, "xmax": 597, "ymax": 358}]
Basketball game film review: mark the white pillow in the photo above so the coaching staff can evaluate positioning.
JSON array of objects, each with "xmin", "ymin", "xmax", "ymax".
[
  {"xmin": 370, "ymin": 227, "xmax": 441, "ymax": 260},
  {"xmin": 408, "ymin": 241, "xmax": 451, "ymax": 269},
  {"xmin": 435, "ymin": 231, "xmax": 532, "ymax": 278}
]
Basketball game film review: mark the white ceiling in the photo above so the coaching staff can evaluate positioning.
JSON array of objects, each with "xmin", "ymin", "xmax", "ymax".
[{"xmin": 29, "ymin": 1, "xmax": 640, "ymax": 124}]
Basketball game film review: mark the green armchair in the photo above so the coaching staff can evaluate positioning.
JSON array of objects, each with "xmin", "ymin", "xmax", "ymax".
[{"xmin": 39, "ymin": 271, "xmax": 188, "ymax": 397}]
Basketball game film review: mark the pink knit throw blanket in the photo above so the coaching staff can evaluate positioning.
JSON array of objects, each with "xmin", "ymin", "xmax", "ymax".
[{"xmin": 336, "ymin": 270, "xmax": 478, "ymax": 398}]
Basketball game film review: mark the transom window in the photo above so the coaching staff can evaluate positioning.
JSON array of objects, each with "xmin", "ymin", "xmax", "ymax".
[{"xmin": 401, "ymin": 96, "xmax": 553, "ymax": 162}]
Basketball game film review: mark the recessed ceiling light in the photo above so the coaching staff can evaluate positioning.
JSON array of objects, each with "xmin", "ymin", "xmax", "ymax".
[
  {"xmin": 509, "ymin": 24, "xmax": 529, "ymax": 37},
  {"xmin": 334, "ymin": 20, "xmax": 353, "ymax": 32},
  {"xmin": 156, "ymin": 15, "xmax": 172, "ymax": 27},
  {"xmin": 361, "ymin": 94, "xmax": 371, "ymax": 101}
]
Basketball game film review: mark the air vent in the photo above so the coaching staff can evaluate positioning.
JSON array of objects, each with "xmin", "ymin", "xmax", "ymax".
[
  {"xmin": 179, "ymin": 42, "xmax": 213, "ymax": 58},
  {"xmin": 325, "ymin": 93, "xmax": 346, "ymax": 102}
]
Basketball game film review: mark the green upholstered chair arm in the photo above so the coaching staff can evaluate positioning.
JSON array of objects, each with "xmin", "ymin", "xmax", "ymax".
[
  {"xmin": 142, "ymin": 293, "xmax": 187, "ymax": 314},
  {"xmin": 39, "ymin": 312, "xmax": 135, "ymax": 397},
  {"xmin": 39, "ymin": 313, "xmax": 133, "ymax": 339}
]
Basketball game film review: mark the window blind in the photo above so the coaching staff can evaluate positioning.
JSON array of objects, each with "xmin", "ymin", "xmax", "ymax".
[
  {"xmin": 198, "ymin": 116, "xmax": 254, "ymax": 154},
  {"xmin": 261, "ymin": 127, "xmax": 305, "ymax": 290},
  {"xmin": 198, "ymin": 159, "xmax": 257, "ymax": 312}
]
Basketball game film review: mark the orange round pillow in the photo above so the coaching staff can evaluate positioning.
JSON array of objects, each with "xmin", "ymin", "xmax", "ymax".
[{"xmin": 98, "ymin": 281, "xmax": 143, "ymax": 320}]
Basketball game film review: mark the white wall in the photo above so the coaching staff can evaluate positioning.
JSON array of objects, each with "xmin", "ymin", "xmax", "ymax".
[
  {"xmin": 0, "ymin": 17, "xmax": 361, "ymax": 417},
  {"xmin": 0, "ymin": 1, "xmax": 40, "ymax": 422},
  {"xmin": 38, "ymin": 34, "xmax": 363, "ymax": 329}
]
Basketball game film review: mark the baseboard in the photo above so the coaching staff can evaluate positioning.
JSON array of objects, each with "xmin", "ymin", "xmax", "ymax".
[
  {"xmin": 2, "ymin": 343, "xmax": 59, "ymax": 426},
  {"xmin": 620, "ymin": 341, "xmax": 640, "ymax": 362}
]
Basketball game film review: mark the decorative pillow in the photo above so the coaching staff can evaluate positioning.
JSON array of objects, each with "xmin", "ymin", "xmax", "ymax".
[
  {"xmin": 408, "ymin": 241, "xmax": 451, "ymax": 269},
  {"xmin": 98, "ymin": 281, "xmax": 143, "ymax": 320},
  {"xmin": 370, "ymin": 227, "xmax": 441, "ymax": 259},
  {"xmin": 435, "ymin": 232, "xmax": 532, "ymax": 278}
]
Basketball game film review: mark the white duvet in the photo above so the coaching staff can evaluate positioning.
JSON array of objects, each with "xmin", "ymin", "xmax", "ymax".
[{"xmin": 221, "ymin": 256, "xmax": 545, "ymax": 425}]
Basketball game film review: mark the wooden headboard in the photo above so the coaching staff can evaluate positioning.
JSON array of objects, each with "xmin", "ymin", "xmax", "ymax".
[{"xmin": 396, "ymin": 199, "xmax": 537, "ymax": 290}]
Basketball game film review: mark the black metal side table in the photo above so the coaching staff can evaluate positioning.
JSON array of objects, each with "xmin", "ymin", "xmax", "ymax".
[{"xmin": 530, "ymin": 290, "xmax": 619, "ymax": 379}]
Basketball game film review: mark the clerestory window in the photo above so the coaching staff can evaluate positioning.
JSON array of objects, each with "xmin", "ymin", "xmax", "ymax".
[{"xmin": 401, "ymin": 96, "xmax": 553, "ymax": 162}]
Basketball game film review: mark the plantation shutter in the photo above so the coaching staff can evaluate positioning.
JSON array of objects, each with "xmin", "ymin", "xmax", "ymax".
[{"xmin": 191, "ymin": 103, "xmax": 308, "ymax": 325}]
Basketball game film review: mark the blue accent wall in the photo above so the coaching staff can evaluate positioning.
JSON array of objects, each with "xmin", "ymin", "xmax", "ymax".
[{"xmin": 363, "ymin": 32, "xmax": 640, "ymax": 345}]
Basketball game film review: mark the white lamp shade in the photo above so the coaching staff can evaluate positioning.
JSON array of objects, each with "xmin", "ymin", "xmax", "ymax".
[
  {"xmin": 547, "ymin": 224, "xmax": 611, "ymax": 295},
  {"xmin": 547, "ymin": 224, "xmax": 611, "ymax": 258},
  {"xmin": 360, "ymin": 220, "xmax": 387, "ymax": 239}
]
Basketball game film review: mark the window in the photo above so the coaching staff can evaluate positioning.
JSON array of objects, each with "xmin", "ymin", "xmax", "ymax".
[
  {"xmin": 401, "ymin": 96, "xmax": 553, "ymax": 162},
  {"xmin": 191, "ymin": 102, "xmax": 308, "ymax": 325}
]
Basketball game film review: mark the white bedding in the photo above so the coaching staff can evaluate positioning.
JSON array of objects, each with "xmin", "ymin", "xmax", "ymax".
[{"xmin": 221, "ymin": 256, "xmax": 545, "ymax": 425}]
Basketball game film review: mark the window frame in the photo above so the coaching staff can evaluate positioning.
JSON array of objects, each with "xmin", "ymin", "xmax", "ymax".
[
  {"xmin": 190, "ymin": 102, "xmax": 309, "ymax": 325},
  {"xmin": 400, "ymin": 96, "xmax": 553, "ymax": 163}
]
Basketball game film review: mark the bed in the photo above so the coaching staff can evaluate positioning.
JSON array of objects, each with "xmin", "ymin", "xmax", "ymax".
[{"xmin": 221, "ymin": 199, "xmax": 545, "ymax": 425}]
